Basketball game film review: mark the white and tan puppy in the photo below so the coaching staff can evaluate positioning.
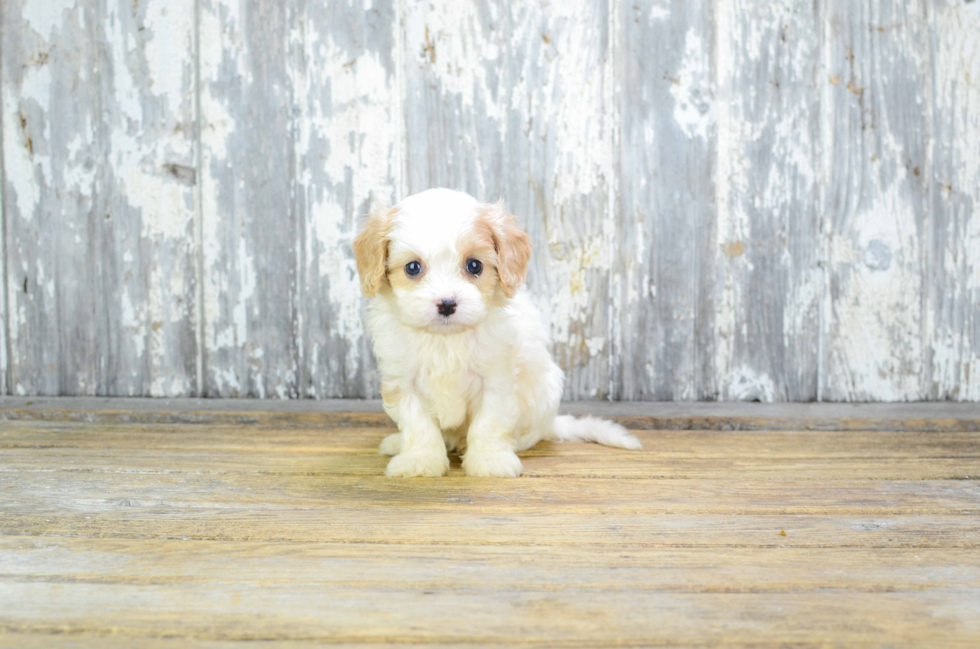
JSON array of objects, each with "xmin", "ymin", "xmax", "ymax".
[{"xmin": 353, "ymin": 188, "xmax": 641, "ymax": 478}]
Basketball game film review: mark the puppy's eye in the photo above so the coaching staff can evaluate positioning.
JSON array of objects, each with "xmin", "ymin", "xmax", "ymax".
[
  {"xmin": 405, "ymin": 261, "xmax": 422, "ymax": 277},
  {"xmin": 465, "ymin": 259, "xmax": 483, "ymax": 276}
]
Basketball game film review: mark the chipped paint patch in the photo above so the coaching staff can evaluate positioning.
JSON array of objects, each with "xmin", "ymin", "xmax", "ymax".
[
  {"xmin": 22, "ymin": 0, "xmax": 75, "ymax": 40},
  {"xmin": 828, "ymin": 182, "xmax": 924, "ymax": 400},
  {"xmin": 722, "ymin": 241, "xmax": 745, "ymax": 258},
  {"xmin": 728, "ymin": 366, "xmax": 776, "ymax": 402},
  {"xmin": 670, "ymin": 30, "xmax": 713, "ymax": 141}
]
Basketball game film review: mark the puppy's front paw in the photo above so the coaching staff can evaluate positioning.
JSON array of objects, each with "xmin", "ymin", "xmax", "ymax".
[
  {"xmin": 462, "ymin": 449, "xmax": 523, "ymax": 478},
  {"xmin": 385, "ymin": 449, "xmax": 450, "ymax": 478},
  {"xmin": 378, "ymin": 433, "xmax": 401, "ymax": 456}
]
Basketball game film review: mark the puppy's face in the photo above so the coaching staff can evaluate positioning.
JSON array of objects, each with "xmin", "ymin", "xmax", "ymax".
[{"xmin": 353, "ymin": 189, "xmax": 531, "ymax": 334}]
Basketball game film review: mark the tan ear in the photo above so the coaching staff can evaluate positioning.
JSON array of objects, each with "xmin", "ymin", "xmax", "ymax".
[
  {"xmin": 483, "ymin": 201, "xmax": 531, "ymax": 298},
  {"xmin": 353, "ymin": 203, "xmax": 395, "ymax": 297}
]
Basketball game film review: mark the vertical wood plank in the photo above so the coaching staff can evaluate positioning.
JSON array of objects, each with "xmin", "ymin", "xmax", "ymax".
[
  {"xmin": 502, "ymin": 0, "xmax": 615, "ymax": 399},
  {"xmin": 297, "ymin": 0, "xmax": 400, "ymax": 399},
  {"xmin": 0, "ymin": 159, "xmax": 5, "ymax": 397},
  {"xmin": 402, "ymin": 0, "xmax": 504, "ymax": 199},
  {"xmin": 821, "ymin": 0, "xmax": 932, "ymax": 400},
  {"xmin": 1, "ymin": 54, "xmax": 6, "ymax": 394},
  {"xmin": 1, "ymin": 201, "xmax": 5, "ymax": 395},
  {"xmin": 1, "ymin": 0, "xmax": 198, "ymax": 396},
  {"xmin": 927, "ymin": 0, "xmax": 980, "ymax": 401},
  {"xmin": 2, "ymin": 0, "xmax": 103, "ymax": 395},
  {"xmin": 402, "ymin": 0, "xmax": 616, "ymax": 399},
  {"xmin": 613, "ymin": 0, "xmax": 716, "ymax": 400},
  {"xmin": 713, "ymin": 0, "xmax": 821, "ymax": 401},
  {"xmin": 104, "ymin": 0, "xmax": 199, "ymax": 396},
  {"xmin": 199, "ymin": 0, "xmax": 300, "ymax": 397}
]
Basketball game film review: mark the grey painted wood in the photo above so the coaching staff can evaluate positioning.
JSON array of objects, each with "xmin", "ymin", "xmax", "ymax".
[
  {"xmin": 821, "ymin": 0, "xmax": 933, "ymax": 400},
  {"xmin": 1, "ymin": 0, "xmax": 978, "ymax": 400},
  {"xmin": 296, "ymin": 0, "xmax": 399, "ymax": 399},
  {"xmin": 503, "ymin": 0, "xmax": 616, "ymax": 400},
  {"xmin": 928, "ymin": 1, "xmax": 980, "ymax": 401},
  {"xmin": 714, "ymin": 0, "xmax": 822, "ymax": 401},
  {"xmin": 1, "ymin": 96, "xmax": 6, "ymax": 397},
  {"xmin": 402, "ymin": 0, "xmax": 504, "ymax": 200},
  {"xmin": 402, "ymin": 0, "xmax": 615, "ymax": 399},
  {"xmin": 199, "ymin": 0, "xmax": 301, "ymax": 398},
  {"xmin": 1, "ymin": 0, "xmax": 199, "ymax": 397},
  {"xmin": 614, "ymin": 0, "xmax": 717, "ymax": 400}
]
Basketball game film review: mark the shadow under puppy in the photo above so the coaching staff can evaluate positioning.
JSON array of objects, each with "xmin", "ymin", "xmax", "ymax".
[{"xmin": 353, "ymin": 188, "xmax": 641, "ymax": 478}]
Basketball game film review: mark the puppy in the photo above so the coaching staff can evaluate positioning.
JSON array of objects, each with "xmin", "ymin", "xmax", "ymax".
[{"xmin": 353, "ymin": 188, "xmax": 641, "ymax": 478}]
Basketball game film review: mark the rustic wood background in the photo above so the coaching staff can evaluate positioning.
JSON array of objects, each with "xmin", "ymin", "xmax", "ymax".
[{"xmin": 1, "ymin": 0, "xmax": 978, "ymax": 401}]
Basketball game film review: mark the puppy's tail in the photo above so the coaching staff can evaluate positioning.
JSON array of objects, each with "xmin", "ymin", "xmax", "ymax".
[{"xmin": 549, "ymin": 415, "xmax": 642, "ymax": 450}]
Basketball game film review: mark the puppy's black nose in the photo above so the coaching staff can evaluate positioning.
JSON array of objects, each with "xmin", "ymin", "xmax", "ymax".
[{"xmin": 437, "ymin": 299, "xmax": 457, "ymax": 316}]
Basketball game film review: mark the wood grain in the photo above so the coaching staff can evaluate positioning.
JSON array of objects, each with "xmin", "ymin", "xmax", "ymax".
[
  {"xmin": 821, "ymin": 0, "xmax": 933, "ymax": 400},
  {"xmin": 505, "ymin": 0, "xmax": 616, "ymax": 400},
  {"xmin": 1, "ymin": 405, "xmax": 979, "ymax": 646},
  {"xmin": 927, "ymin": 1, "xmax": 980, "ymax": 401},
  {"xmin": 714, "ymin": 0, "xmax": 821, "ymax": 401},
  {"xmin": 295, "ymin": 0, "xmax": 399, "ymax": 399},
  {"xmin": 198, "ymin": 0, "xmax": 300, "ymax": 398},
  {"xmin": 1, "ymin": 3, "xmax": 979, "ymax": 400},
  {"xmin": 1, "ymin": 0, "xmax": 199, "ymax": 397},
  {"xmin": 614, "ymin": 0, "xmax": 716, "ymax": 400}
]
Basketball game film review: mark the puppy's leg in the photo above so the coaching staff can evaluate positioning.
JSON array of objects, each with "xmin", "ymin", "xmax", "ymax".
[
  {"xmin": 462, "ymin": 387, "xmax": 522, "ymax": 478},
  {"xmin": 378, "ymin": 433, "xmax": 401, "ymax": 456},
  {"xmin": 385, "ymin": 394, "xmax": 450, "ymax": 478}
]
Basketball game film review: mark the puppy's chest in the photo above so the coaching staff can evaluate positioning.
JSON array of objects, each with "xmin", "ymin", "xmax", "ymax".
[{"xmin": 414, "ymin": 341, "xmax": 480, "ymax": 430}]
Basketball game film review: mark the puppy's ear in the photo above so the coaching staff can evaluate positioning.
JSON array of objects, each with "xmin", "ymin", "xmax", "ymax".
[
  {"xmin": 353, "ymin": 203, "xmax": 395, "ymax": 297},
  {"xmin": 483, "ymin": 201, "xmax": 531, "ymax": 298}
]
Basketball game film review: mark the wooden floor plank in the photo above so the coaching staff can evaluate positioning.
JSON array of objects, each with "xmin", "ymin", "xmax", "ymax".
[
  {"xmin": 2, "ymin": 423, "xmax": 979, "ymax": 480},
  {"xmin": 0, "ymin": 403, "xmax": 978, "ymax": 646},
  {"xmin": 4, "ymin": 420, "xmax": 980, "ymax": 456},
  {"xmin": 2, "ymin": 586, "xmax": 979, "ymax": 646},
  {"xmin": 3, "ymin": 537, "xmax": 979, "ymax": 591},
  {"xmin": 4, "ymin": 399, "xmax": 980, "ymax": 432},
  {"xmin": 3, "ymin": 511, "xmax": 978, "ymax": 548},
  {"xmin": 4, "ymin": 472, "xmax": 980, "ymax": 516}
]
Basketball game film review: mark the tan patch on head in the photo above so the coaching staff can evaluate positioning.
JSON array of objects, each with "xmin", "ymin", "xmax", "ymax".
[
  {"xmin": 457, "ymin": 222, "xmax": 500, "ymax": 299},
  {"xmin": 352, "ymin": 204, "xmax": 397, "ymax": 297},
  {"xmin": 386, "ymin": 248, "xmax": 426, "ymax": 291},
  {"xmin": 475, "ymin": 202, "xmax": 531, "ymax": 298}
]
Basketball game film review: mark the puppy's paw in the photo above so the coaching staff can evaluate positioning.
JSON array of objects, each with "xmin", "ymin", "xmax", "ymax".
[
  {"xmin": 462, "ymin": 449, "xmax": 523, "ymax": 478},
  {"xmin": 378, "ymin": 433, "xmax": 401, "ymax": 456},
  {"xmin": 385, "ymin": 449, "xmax": 450, "ymax": 478}
]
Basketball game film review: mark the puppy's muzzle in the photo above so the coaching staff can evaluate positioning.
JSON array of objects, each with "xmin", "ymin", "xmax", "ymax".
[{"xmin": 437, "ymin": 299, "xmax": 457, "ymax": 316}]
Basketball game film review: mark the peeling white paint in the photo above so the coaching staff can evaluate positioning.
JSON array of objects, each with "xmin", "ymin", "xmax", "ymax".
[
  {"xmin": 712, "ymin": 0, "xmax": 737, "ymax": 391},
  {"xmin": 143, "ymin": 2, "xmax": 194, "ymax": 98},
  {"xmin": 4, "ymin": 62, "xmax": 53, "ymax": 223},
  {"xmin": 585, "ymin": 336, "xmax": 606, "ymax": 357},
  {"xmin": 547, "ymin": 235, "xmax": 611, "ymax": 347},
  {"xmin": 411, "ymin": 1, "xmax": 503, "ymax": 120},
  {"xmin": 3, "ymin": 0, "xmax": 979, "ymax": 401},
  {"xmin": 829, "ymin": 175, "xmax": 924, "ymax": 401},
  {"xmin": 728, "ymin": 366, "xmax": 776, "ymax": 402},
  {"xmin": 0, "ymin": 192, "xmax": 5, "ymax": 395},
  {"xmin": 647, "ymin": 5, "xmax": 669, "ymax": 22},
  {"xmin": 22, "ymin": 0, "xmax": 74, "ymax": 40},
  {"xmin": 670, "ymin": 30, "xmax": 713, "ymax": 141},
  {"xmin": 121, "ymin": 285, "xmax": 147, "ymax": 360}
]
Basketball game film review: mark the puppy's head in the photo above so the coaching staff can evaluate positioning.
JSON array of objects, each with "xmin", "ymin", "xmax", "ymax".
[{"xmin": 353, "ymin": 189, "xmax": 530, "ymax": 333}]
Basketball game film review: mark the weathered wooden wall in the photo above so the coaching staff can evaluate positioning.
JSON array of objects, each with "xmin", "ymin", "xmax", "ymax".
[{"xmin": 1, "ymin": 0, "xmax": 978, "ymax": 401}]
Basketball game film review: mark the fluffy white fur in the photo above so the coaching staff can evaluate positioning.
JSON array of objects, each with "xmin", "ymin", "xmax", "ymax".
[{"xmin": 353, "ymin": 188, "xmax": 641, "ymax": 478}]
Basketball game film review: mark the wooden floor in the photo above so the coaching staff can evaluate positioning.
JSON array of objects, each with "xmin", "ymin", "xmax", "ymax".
[{"xmin": 1, "ymin": 399, "xmax": 979, "ymax": 647}]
